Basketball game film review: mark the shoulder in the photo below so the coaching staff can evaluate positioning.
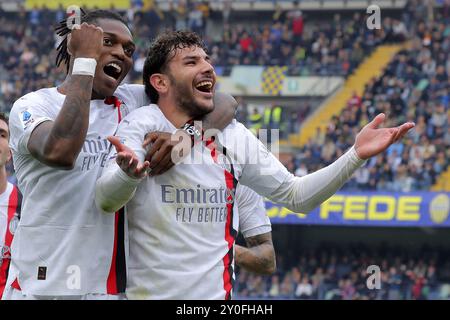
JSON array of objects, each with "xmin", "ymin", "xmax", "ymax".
[
  {"xmin": 118, "ymin": 104, "xmax": 168, "ymax": 134},
  {"xmin": 11, "ymin": 88, "xmax": 60, "ymax": 114},
  {"xmin": 220, "ymin": 120, "xmax": 257, "ymax": 147},
  {"xmin": 115, "ymin": 83, "xmax": 144, "ymax": 97},
  {"xmin": 121, "ymin": 104, "xmax": 162, "ymax": 122},
  {"xmin": 223, "ymin": 120, "xmax": 251, "ymax": 135},
  {"xmin": 115, "ymin": 83, "xmax": 146, "ymax": 112}
]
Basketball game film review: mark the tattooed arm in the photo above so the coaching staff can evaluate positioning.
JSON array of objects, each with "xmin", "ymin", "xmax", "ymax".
[
  {"xmin": 235, "ymin": 232, "xmax": 276, "ymax": 275},
  {"xmin": 27, "ymin": 24, "xmax": 103, "ymax": 169},
  {"xmin": 28, "ymin": 76, "xmax": 94, "ymax": 169}
]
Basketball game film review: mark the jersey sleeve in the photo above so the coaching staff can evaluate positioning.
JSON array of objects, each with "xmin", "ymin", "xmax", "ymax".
[
  {"xmin": 236, "ymin": 184, "xmax": 271, "ymax": 239},
  {"xmin": 96, "ymin": 107, "xmax": 161, "ymax": 213},
  {"xmin": 235, "ymin": 123, "xmax": 365, "ymax": 213},
  {"xmin": 235, "ymin": 124, "xmax": 292, "ymax": 196},
  {"xmin": 9, "ymin": 93, "xmax": 55, "ymax": 155}
]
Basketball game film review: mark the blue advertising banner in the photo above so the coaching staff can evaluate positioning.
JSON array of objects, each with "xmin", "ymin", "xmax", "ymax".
[{"xmin": 266, "ymin": 192, "xmax": 450, "ymax": 227}]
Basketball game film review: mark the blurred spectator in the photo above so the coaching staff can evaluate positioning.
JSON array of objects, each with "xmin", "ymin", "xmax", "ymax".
[
  {"xmin": 235, "ymin": 243, "xmax": 450, "ymax": 300},
  {"xmin": 295, "ymin": 276, "xmax": 313, "ymax": 299}
]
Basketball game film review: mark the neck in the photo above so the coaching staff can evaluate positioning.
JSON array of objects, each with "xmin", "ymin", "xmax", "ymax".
[
  {"xmin": 157, "ymin": 98, "xmax": 191, "ymax": 128},
  {"xmin": 0, "ymin": 167, "xmax": 8, "ymax": 195}
]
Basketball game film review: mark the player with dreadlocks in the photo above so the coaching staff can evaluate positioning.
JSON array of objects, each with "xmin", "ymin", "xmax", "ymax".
[{"xmin": 3, "ymin": 9, "xmax": 236, "ymax": 300}]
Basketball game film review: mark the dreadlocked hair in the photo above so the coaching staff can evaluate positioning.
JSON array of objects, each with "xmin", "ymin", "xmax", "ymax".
[{"xmin": 55, "ymin": 9, "xmax": 130, "ymax": 73}]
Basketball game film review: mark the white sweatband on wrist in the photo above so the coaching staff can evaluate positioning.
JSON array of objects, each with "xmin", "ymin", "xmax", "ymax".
[{"xmin": 72, "ymin": 58, "xmax": 97, "ymax": 77}]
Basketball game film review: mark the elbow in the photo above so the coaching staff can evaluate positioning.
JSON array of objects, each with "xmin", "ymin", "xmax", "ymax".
[
  {"xmin": 96, "ymin": 198, "xmax": 119, "ymax": 214},
  {"xmin": 261, "ymin": 250, "xmax": 277, "ymax": 275},
  {"xmin": 33, "ymin": 147, "xmax": 77, "ymax": 170},
  {"xmin": 286, "ymin": 201, "xmax": 317, "ymax": 215},
  {"xmin": 100, "ymin": 204, "xmax": 118, "ymax": 214},
  {"xmin": 261, "ymin": 258, "xmax": 277, "ymax": 275},
  {"xmin": 43, "ymin": 154, "xmax": 76, "ymax": 170},
  {"xmin": 266, "ymin": 261, "xmax": 277, "ymax": 275},
  {"xmin": 95, "ymin": 187, "xmax": 119, "ymax": 214}
]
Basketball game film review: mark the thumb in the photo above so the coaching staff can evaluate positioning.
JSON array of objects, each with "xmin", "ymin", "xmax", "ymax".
[
  {"xmin": 107, "ymin": 136, "xmax": 125, "ymax": 152},
  {"xmin": 367, "ymin": 113, "xmax": 386, "ymax": 129}
]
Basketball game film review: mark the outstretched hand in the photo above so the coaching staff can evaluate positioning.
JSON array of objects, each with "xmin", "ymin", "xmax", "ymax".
[
  {"xmin": 108, "ymin": 136, "xmax": 150, "ymax": 179},
  {"xmin": 354, "ymin": 113, "xmax": 415, "ymax": 160}
]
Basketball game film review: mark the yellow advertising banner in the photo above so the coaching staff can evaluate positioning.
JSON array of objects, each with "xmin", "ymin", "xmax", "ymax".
[{"xmin": 25, "ymin": 0, "xmax": 130, "ymax": 10}]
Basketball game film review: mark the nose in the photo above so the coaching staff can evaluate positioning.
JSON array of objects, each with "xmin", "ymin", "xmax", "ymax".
[
  {"xmin": 200, "ymin": 58, "xmax": 214, "ymax": 75},
  {"xmin": 111, "ymin": 44, "xmax": 126, "ymax": 61}
]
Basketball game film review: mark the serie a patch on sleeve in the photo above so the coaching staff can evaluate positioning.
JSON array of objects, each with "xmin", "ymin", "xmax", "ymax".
[{"xmin": 20, "ymin": 110, "xmax": 35, "ymax": 130}]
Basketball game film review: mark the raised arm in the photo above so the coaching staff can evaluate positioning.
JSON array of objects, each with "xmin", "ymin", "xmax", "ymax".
[
  {"xmin": 28, "ymin": 23, "xmax": 103, "ymax": 169},
  {"xmin": 240, "ymin": 113, "xmax": 415, "ymax": 213}
]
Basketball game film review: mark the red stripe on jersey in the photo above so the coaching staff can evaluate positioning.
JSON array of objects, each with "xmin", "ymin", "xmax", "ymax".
[
  {"xmin": 205, "ymin": 138, "xmax": 218, "ymax": 162},
  {"xmin": 222, "ymin": 170, "xmax": 236, "ymax": 300},
  {"xmin": 106, "ymin": 97, "xmax": 126, "ymax": 295},
  {"xmin": 104, "ymin": 96, "xmax": 122, "ymax": 122},
  {"xmin": 206, "ymin": 141, "xmax": 237, "ymax": 300},
  {"xmin": 1, "ymin": 185, "xmax": 20, "ymax": 296},
  {"xmin": 11, "ymin": 278, "xmax": 20, "ymax": 290},
  {"xmin": 106, "ymin": 208, "xmax": 127, "ymax": 294},
  {"xmin": 107, "ymin": 212, "xmax": 119, "ymax": 294}
]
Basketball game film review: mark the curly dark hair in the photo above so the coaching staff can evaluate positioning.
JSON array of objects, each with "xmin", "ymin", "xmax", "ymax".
[
  {"xmin": 0, "ymin": 113, "xmax": 8, "ymax": 127},
  {"xmin": 142, "ymin": 30, "xmax": 207, "ymax": 104},
  {"xmin": 55, "ymin": 9, "xmax": 130, "ymax": 73}
]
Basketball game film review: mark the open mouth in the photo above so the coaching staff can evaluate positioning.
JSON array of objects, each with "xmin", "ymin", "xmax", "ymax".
[
  {"xmin": 103, "ymin": 62, "xmax": 122, "ymax": 81},
  {"xmin": 195, "ymin": 81, "xmax": 214, "ymax": 94}
]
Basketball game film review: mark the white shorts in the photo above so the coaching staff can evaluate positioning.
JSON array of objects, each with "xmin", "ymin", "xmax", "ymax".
[{"xmin": 2, "ymin": 287, "xmax": 127, "ymax": 300}]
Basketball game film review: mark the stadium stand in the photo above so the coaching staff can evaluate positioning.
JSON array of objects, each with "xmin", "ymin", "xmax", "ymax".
[
  {"xmin": 235, "ymin": 242, "xmax": 450, "ymax": 300},
  {"xmin": 291, "ymin": 17, "xmax": 450, "ymax": 192}
]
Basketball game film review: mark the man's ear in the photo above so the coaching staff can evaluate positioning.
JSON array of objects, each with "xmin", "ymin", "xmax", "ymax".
[
  {"xmin": 149, "ymin": 73, "xmax": 169, "ymax": 96},
  {"xmin": 7, "ymin": 149, "xmax": 12, "ymax": 163}
]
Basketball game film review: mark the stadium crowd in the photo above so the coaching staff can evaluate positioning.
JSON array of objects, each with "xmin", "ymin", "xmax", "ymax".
[
  {"xmin": 0, "ymin": 2, "xmax": 407, "ymax": 109},
  {"xmin": 235, "ymin": 243, "xmax": 450, "ymax": 300},
  {"xmin": 289, "ymin": 15, "xmax": 450, "ymax": 191},
  {"xmin": 0, "ymin": 2, "xmax": 448, "ymax": 189}
]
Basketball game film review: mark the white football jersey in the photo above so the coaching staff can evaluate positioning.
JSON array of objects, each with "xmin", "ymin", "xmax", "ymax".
[
  {"xmin": 101, "ymin": 105, "xmax": 288, "ymax": 300},
  {"xmin": 6, "ymin": 84, "xmax": 146, "ymax": 296}
]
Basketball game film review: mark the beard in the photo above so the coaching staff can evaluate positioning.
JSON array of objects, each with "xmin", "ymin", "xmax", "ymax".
[{"xmin": 168, "ymin": 73, "xmax": 213, "ymax": 119}]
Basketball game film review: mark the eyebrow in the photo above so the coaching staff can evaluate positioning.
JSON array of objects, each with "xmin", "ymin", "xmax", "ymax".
[
  {"xmin": 182, "ymin": 55, "xmax": 211, "ymax": 61},
  {"xmin": 104, "ymin": 32, "xmax": 135, "ymax": 48}
]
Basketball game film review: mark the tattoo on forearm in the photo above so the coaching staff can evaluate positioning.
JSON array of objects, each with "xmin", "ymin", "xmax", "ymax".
[
  {"xmin": 51, "ymin": 76, "xmax": 92, "ymax": 140},
  {"xmin": 235, "ymin": 233, "xmax": 276, "ymax": 275}
]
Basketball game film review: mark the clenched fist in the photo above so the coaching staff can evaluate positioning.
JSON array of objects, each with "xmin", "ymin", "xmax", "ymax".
[{"xmin": 67, "ymin": 22, "xmax": 104, "ymax": 61}]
